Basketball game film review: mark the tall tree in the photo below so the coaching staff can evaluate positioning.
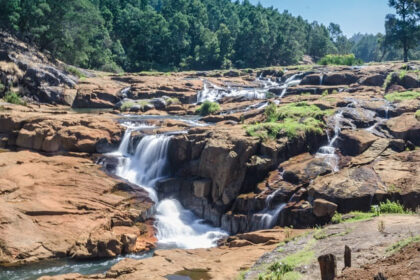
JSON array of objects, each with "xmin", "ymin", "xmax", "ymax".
[{"xmin": 385, "ymin": 0, "xmax": 420, "ymax": 62}]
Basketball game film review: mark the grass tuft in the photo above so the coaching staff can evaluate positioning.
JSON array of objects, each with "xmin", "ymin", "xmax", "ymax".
[
  {"xmin": 386, "ymin": 235, "xmax": 420, "ymax": 255},
  {"xmin": 3, "ymin": 91, "xmax": 26, "ymax": 105},
  {"xmin": 384, "ymin": 91, "xmax": 420, "ymax": 102}
]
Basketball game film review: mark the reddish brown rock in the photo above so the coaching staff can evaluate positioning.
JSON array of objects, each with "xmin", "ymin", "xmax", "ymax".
[{"xmin": 0, "ymin": 150, "xmax": 155, "ymax": 266}]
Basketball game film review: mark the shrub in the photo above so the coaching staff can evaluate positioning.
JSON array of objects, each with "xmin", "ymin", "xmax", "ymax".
[
  {"xmin": 384, "ymin": 91, "xmax": 420, "ymax": 102},
  {"xmin": 166, "ymin": 97, "xmax": 180, "ymax": 105},
  {"xmin": 3, "ymin": 91, "xmax": 25, "ymax": 105},
  {"xmin": 377, "ymin": 199, "xmax": 406, "ymax": 214},
  {"xmin": 318, "ymin": 54, "xmax": 363, "ymax": 66},
  {"xmin": 383, "ymin": 72, "xmax": 393, "ymax": 89},
  {"xmin": 196, "ymin": 100, "xmax": 220, "ymax": 116},
  {"xmin": 415, "ymin": 110, "xmax": 420, "ymax": 120},
  {"xmin": 120, "ymin": 101, "xmax": 135, "ymax": 111},
  {"xmin": 65, "ymin": 66, "xmax": 86, "ymax": 78}
]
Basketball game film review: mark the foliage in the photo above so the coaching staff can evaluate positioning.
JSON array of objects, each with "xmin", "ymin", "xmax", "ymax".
[
  {"xmin": 0, "ymin": 82, "xmax": 4, "ymax": 92},
  {"xmin": 383, "ymin": 73, "xmax": 394, "ymax": 89},
  {"xmin": 415, "ymin": 109, "xmax": 420, "ymax": 120},
  {"xmin": 195, "ymin": 100, "xmax": 220, "ymax": 116},
  {"xmin": 64, "ymin": 66, "xmax": 86, "ymax": 79},
  {"xmin": 384, "ymin": 0, "xmax": 420, "ymax": 62},
  {"xmin": 3, "ymin": 91, "xmax": 25, "ymax": 105},
  {"xmin": 120, "ymin": 101, "xmax": 135, "ymax": 111},
  {"xmin": 318, "ymin": 54, "xmax": 363, "ymax": 66},
  {"xmin": 247, "ymin": 102, "xmax": 329, "ymax": 140},
  {"xmin": 166, "ymin": 97, "xmax": 180, "ymax": 105},
  {"xmin": 376, "ymin": 199, "xmax": 407, "ymax": 214},
  {"xmin": 386, "ymin": 235, "xmax": 420, "ymax": 255},
  {"xmin": 384, "ymin": 91, "xmax": 420, "ymax": 102},
  {"xmin": 0, "ymin": 0, "xmax": 344, "ymax": 72}
]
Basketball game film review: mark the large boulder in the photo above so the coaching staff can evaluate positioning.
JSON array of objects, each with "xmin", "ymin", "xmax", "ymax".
[
  {"xmin": 313, "ymin": 199, "xmax": 337, "ymax": 218},
  {"xmin": 387, "ymin": 113, "xmax": 420, "ymax": 145},
  {"xmin": 323, "ymin": 72, "xmax": 359, "ymax": 85},
  {"xmin": 337, "ymin": 129, "xmax": 379, "ymax": 156},
  {"xmin": 358, "ymin": 74, "xmax": 386, "ymax": 87}
]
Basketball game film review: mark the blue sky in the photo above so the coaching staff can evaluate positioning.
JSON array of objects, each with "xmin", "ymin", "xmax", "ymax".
[{"xmin": 249, "ymin": 0, "xmax": 394, "ymax": 37}]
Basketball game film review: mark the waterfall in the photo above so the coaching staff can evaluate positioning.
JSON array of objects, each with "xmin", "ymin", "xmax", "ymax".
[
  {"xmin": 320, "ymin": 74, "xmax": 324, "ymax": 85},
  {"xmin": 250, "ymin": 189, "xmax": 286, "ymax": 231},
  {"xmin": 279, "ymin": 74, "xmax": 301, "ymax": 99},
  {"xmin": 114, "ymin": 133, "xmax": 227, "ymax": 249},
  {"xmin": 315, "ymin": 111, "xmax": 343, "ymax": 172}
]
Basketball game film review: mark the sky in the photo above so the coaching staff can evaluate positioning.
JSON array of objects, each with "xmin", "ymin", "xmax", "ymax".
[{"xmin": 249, "ymin": 0, "xmax": 394, "ymax": 37}]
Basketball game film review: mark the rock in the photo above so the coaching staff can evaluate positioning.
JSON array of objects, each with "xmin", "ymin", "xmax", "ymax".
[
  {"xmin": 308, "ymin": 166, "xmax": 384, "ymax": 212},
  {"xmin": 338, "ymin": 129, "xmax": 379, "ymax": 156},
  {"xmin": 323, "ymin": 72, "xmax": 358, "ymax": 85},
  {"xmin": 193, "ymin": 179, "xmax": 211, "ymax": 198},
  {"xmin": 358, "ymin": 74, "xmax": 386, "ymax": 87},
  {"xmin": 387, "ymin": 113, "xmax": 420, "ymax": 145},
  {"xmin": 300, "ymin": 74, "xmax": 322, "ymax": 85},
  {"xmin": 0, "ymin": 150, "xmax": 155, "ymax": 266},
  {"xmin": 373, "ymin": 150, "xmax": 420, "ymax": 210},
  {"xmin": 280, "ymin": 153, "xmax": 333, "ymax": 185},
  {"xmin": 313, "ymin": 199, "xmax": 337, "ymax": 218},
  {"xmin": 0, "ymin": 110, "xmax": 122, "ymax": 153}
]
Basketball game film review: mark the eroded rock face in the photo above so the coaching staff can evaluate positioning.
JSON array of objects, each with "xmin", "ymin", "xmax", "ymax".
[
  {"xmin": 387, "ymin": 113, "xmax": 420, "ymax": 145},
  {"xmin": 0, "ymin": 32, "xmax": 79, "ymax": 105},
  {"xmin": 0, "ymin": 110, "xmax": 122, "ymax": 153},
  {"xmin": 0, "ymin": 150, "xmax": 155, "ymax": 266}
]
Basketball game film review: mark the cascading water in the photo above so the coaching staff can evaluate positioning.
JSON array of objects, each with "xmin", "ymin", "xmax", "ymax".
[
  {"xmin": 250, "ymin": 189, "xmax": 286, "ymax": 231},
  {"xmin": 315, "ymin": 111, "xmax": 343, "ymax": 172},
  {"xmin": 279, "ymin": 74, "xmax": 302, "ymax": 99},
  {"xmin": 114, "ymin": 132, "xmax": 227, "ymax": 249}
]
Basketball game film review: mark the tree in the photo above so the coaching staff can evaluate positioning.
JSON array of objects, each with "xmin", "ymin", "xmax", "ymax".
[{"xmin": 385, "ymin": 0, "xmax": 420, "ymax": 62}]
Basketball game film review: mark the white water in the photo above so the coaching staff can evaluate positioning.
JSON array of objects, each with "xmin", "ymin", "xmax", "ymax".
[
  {"xmin": 197, "ymin": 81, "xmax": 267, "ymax": 103},
  {"xmin": 315, "ymin": 111, "xmax": 343, "ymax": 172},
  {"xmin": 114, "ymin": 133, "xmax": 227, "ymax": 249},
  {"xmin": 251, "ymin": 189, "xmax": 286, "ymax": 230},
  {"xmin": 279, "ymin": 74, "xmax": 302, "ymax": 99}
]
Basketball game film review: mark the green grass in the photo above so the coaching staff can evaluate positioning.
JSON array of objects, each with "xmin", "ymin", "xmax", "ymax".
[
  {"xmin": 166, "ymin": 97, "xmax": 180, "ymax": 105},
  {"xmin": 259, "ymin": 239, "xmax": 315, "ymax": 280},
  {"xmin": 384, "ymin": 91, "xmax": 420, "ymax": 102},
  {"xmin": 246, "ymin": 102, "xmax": 330, "ymax": 140},
  {"xmin": 318, "ymin": 54, "xmax": 363, "ymax": 66},
  {"xmin": 415, "ymin": 110, "xmax": 420, "ymax": 120},
  {"xmin": 64, "ymin": 66, "xmax": 86, "ymax": 79},
  {"xmin": 383, "ymin": 72, "xmax": 393, "ymax": 89},
  {"xmin": 386, "ymin": 235, "xmax": 420, "ymax": 255},
  {"xmin": 120, "ymin": 101, "xmax": 135, "ymax": 111},
  {"xmin": 3, "ymin": 91, "xmax": 25, "ymax": 105},
  {"xmin": 332, "ymin": 200, "xmax": 410, "ymax": 224},
  {"xmin": 196, "ymin": 100, "xmax": 220, "ymax": 116}
]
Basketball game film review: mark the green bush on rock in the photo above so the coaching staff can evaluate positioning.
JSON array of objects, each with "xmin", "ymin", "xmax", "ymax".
[
  {"xmin": 196, "ymin": 101, "xmax": 220, "ymax": 116},
  {"xmin": 3, "ymin": 91, "xmax": 25, "ymax": 105},
  {"xmin": 247, "ymin": 102, "xmax": 329, "ymax": 140},
  {"xmin": 318, "ymin": 54, "xmax": 362, "ymax": 66}
]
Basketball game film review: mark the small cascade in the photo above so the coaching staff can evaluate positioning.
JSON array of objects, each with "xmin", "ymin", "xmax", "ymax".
[
  {"xmin": 279, "ymin": 74, "xmax": 302, "ymax": 99},
  {"xmin": 119, "ymin": 87, "xmax": 131, "ymax": 98},
  {"xmin": 113, "ymin": 132, "xmax": 227, "ymax": 249},
  {"xmin": 320, "ymin": 74, "xmax": 324, "ymax": 85},
  {"xmin": 250, "ymin": 189, "xmax": 286, "ymax": 230},
  {"xmin": 315, "ymin": 110, "xmax": 344, "ymax": 172}
]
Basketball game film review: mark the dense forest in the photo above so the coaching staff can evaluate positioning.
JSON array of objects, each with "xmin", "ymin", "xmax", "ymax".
[{"xmin": 0, "ymin": 0, "xmax": 418, "ymax": 72}]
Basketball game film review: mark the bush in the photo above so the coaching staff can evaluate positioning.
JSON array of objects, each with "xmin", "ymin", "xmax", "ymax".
[
  {"xmin": 65, "ymin": 66, "xmax": 86, "ymax": 78},
  {"xmin": 3, "ymin": 91, "xmax": 25, "ymax": 105},
  {"xmin": 415, "ymin": 110, "xmax": 420, "ymax": 120},
  {"xmin": 247, "ymin": 102, "xmax": 330, "ymax": 140},
  {"xmin": 120, "ymin": 101, "xmax": 135, "ymax": 111},
  {"xmin": 318, "ymin": 54, "xmax": 363, "ymax": 66},
  {"xmin": 376, "ymin": 199, "xmax": 406, "ymax": 214},
  {"xmin": 196, "ymin": 100, "xmax": 220, "ymax": 116},
  {"xmin": 166, "ymin": 97, "xmax": 180, "ymax": 105},
  {"xmin": 384, "ymin": 91, "xmax": 420, "ymax": 102}
]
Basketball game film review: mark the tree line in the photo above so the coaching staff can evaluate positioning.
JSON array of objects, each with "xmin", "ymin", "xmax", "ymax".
[{"xmin": 0, "ymin": 0, "xmax": 418, "ymax": 72}]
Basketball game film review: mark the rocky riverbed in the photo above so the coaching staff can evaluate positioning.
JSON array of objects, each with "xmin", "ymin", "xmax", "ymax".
[{"xmin": 1, "ymin": 33, "xmax": 420, "ymax": 279}]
